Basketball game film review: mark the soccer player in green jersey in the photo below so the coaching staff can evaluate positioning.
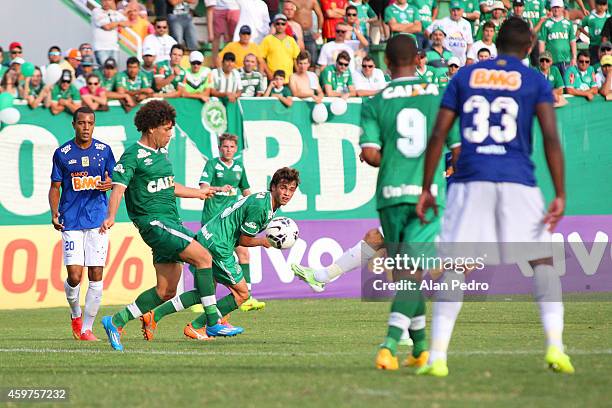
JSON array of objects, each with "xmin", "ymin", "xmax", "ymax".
[
  {"xmin": 139, "ymin": 167, "xmax": 300, "ymax": 340},
  {"xmin": 99, "ymin": 100, "xmax": 221, "ymax": 351}
]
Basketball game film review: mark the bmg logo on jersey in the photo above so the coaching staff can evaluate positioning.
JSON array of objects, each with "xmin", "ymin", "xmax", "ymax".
[
  {"xmin": 469, "ymin": 68, "xmax": 522, "ymax": 91},
  {"xmin": 147, "ymin": 176, "xmax": 175, "ymax": 193},
  {"xmin": 71, "ymin": 171, "xmax": 102, "ymax": 191}
]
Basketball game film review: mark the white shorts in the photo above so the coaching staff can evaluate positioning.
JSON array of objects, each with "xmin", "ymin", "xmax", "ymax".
[
  {"xmin": 440, "ymin": 181, "xmax": 552, "ymax": 264},
  {"xmin": 62, "ymin": 228, "xmax": 109, "ymax": 267}
]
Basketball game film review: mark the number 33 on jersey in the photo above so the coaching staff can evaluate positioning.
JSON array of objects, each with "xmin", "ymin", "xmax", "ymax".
[{"xmin": 359, "ymin": 78, "xmax": 460, "ymax": 211}]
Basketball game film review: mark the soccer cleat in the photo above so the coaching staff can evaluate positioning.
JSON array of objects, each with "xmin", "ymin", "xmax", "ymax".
[
  {"xmin": 79, "ymin": 330, "xmax": 99, "ymax": 341},
  {"xmin": 183, "ymin": 323, "xmax": 214, "ymax": 341},
  {"xmin": 291, "ymin": 264, "xmax": 325, "ymax": 293},
  {"xmin": 140, "ymin": 311, "xmax": 157, "ymax": 341},
  {"xmin": 101, "ymin": 316, "xmax": 124, "ymax": 351},
  {"xmin": 206, "ymin": 322, "xmax": 244, "ymax": 337},
  {"xmin": 403, "ymin": 351, "xmax": 430, "ymax": 368},
  {"xmin": 71, "ymin": 316, "xmax": 83, "ymax": 340},
  {"xmin": 416, "ymin": 359, "xmax": 449, "ymax": 377},
  {"xmin": 240, "ymin": 296, "xmax": 266, "ymax": 311},
  {"xmin": 375, "ymin": 348, "xmax": 399, "ymax": 370},
  {"xmin": 545, "ymin": 346, "xmax": 575, "ymax": 374}
]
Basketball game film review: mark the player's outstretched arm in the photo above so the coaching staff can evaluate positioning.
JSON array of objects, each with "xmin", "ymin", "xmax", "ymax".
[
  {"xmin": 175, "ymin": 182, "xmax": 215, "ymax": 200},
  {"xmin": 536, "ymin": 102, "xmax": 566, "ymax": 231},
  {"xmin": 100, "ymin": 184, "xmax": 127, "ymax": 233},
  {"xmin": 239, "ymin": 234, "xmax": 272, "ymax": 248}
]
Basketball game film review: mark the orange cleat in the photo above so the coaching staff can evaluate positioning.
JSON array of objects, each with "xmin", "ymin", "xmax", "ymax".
[
  {"xmin": 403, "ymin": 351, "xmax": 430, "ymax": 368},
  {"xmin": 184, "ymin": 323, "xmax": 214, "ymax": 341},
  {"xmin": 140, "ymin": 311, "xmax": 157, "ymax": 341},
  {"xmin": 79, "ymin": 330, "xmax": 99, "ymax": 341},
  {"xmin": 71, "ymin": 316, "xmax": 82, "ymax": 340}
]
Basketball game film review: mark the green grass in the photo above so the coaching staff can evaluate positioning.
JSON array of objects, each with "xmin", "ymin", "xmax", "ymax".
[{"xmin": 1, "ymin": 299, "xmax": 611, "ymax": 407}]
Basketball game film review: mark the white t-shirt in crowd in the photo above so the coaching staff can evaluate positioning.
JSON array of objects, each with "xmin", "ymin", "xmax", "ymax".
[
  {"xmin": 142, "ymin": 34, "xmax": 178, "ymax": 62},
  {"xmin": 92, "ymin": 8, "xmax": 127, "ymax": 51},
  {"xmin": 467, "ymin": 40, "xmax": 497, "ymax": 61},
  {"xmin": 353, "ymin": 67, "xmax": 387, "ymax": 91},
  {"xmin": 212, "ymin": 68, "xmax": 243, "ymax": 93},
  {"xmin": 217, "ymin": 0, "xmax": 239, "ymax": 10},
  {"xmin": 429, "ymin": 17, "xmax": 473, "ymax": 66},
  {"xmin": 232, "ymin": 0, "xmax": 271, "ymax": 44},
  {"xmin": 317, "ymin": 41, "xmax": 356, "ymax": 71}
]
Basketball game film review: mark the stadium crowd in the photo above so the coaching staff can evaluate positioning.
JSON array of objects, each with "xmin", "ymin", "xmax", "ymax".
[{"xmin": 1, "ymin": 0, "xmax": 611, "ymax": 116}]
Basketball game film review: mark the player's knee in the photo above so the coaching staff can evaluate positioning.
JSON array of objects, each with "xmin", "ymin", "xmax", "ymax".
[
  {"xmin": 364, "ymin": 228, "xmax": 384, "ymax": 250},
  {"xmin": 235, "ymin": 246, "xmax": 249, "ymax": 263},
  {"xmin": 159, "ymin": 287, "xmax": 177, "ymax": 301}
]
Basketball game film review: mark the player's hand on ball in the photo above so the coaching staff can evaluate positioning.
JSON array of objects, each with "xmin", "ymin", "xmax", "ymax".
[
  {"xmin": 544, "ymin": 196, "xmax": 565, "ymax": 231},
  {"xmin": 416, "ymin": 190, "xmax": 438, "ymax": 225},
  {"xmin": 51, "ymin": 213, "xmax": 64, "ymax": 231},
  {"xmin": 100, "ymin": 218, "xmax": 115, "ymax": 234},
  {"xmin": 96, "ymin": 171, "xmax": 113, "ymax": 191}
]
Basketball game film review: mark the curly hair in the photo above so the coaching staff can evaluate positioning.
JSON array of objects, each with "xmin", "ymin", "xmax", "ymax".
[
  {"xmin": 134, "ymin": 100, "xmax": 176, "ymax": 133},
  {"xmin": 269, "ymin": 167, "xmax": 301, "ymax": 189}
]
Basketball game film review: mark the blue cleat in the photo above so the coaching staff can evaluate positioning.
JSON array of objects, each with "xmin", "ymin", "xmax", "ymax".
[
  {"xmin": 206, "ymin": 323, "xmax": 244, "ymax": 337},
  {"xmin": 101, "ymin": 316, "xmax": 124, "ymax": 351}
]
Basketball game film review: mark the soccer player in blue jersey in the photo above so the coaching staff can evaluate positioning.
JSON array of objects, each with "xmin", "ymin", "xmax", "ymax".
[
  {"xmin": 49, "ymin": 106, "xmax": 116, "ymax": 341},
  {"xmin": 416, "ymin": 17, "xmax": 573, "ymax": 376}
]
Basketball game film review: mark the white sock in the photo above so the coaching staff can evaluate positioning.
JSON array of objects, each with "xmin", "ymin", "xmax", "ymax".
[
  {"xmin": 533, "ymin": 264, "xmax": 564, "ymax": 350},
  {"xmin": 314, "ymin": 240, "xmax": 376, "ymax": 283},
  {"xmin": 82, "ymin": 280, "xmax": 103, "ymax": 333},
  {"xmin": 428, "ymin": 272, "xmax": 464, "ymax": 364},
  {"xmin": 64, "ymin": 280, "xmax": 81, "ymax": 318},
  {"xmin": 170, "ymin": 294, "xmax": 186, "ymax": 312}
]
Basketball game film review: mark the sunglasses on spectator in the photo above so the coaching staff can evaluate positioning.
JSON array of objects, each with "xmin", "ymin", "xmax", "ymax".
[
  {"xmin": 578, "ymin": 59, "xmax": 590, "ymax": 64},
  {"xmin": 337, "ymin": 61, "xmax": 349, "ymax": 67},
  {"xmin": 347, "ymin": 13, "xmax": 357, "ymax": 16},
  {"xmin": 49, "ymin": 51, "xmax": 61, "ymax": 56},
  {"xmin": 275, "ymin": 21, "xmax": 286, "ymax": 26},
  {"xmin": 362, "ymin": 64, "xmax": 374, "ymax": 68},
  {"xmin": 191, "ymin": 61, "xmax": 202, "ymax": 65},
  {"xmin": 156, "ymin": 25, "xmax": 168, "ymax": 29},
  {"xmin": 61, "ymin": 80, "xmax": 71, "ymax": 83},
  {"xmin": 336, "ymin": 29, "xmax": 346, "ymax": 33},
  {"xmin": 539, "ymin": 58, "xmax": 551, "ymax": 62},
  {"xmin": 601, "ymin": 47, "xmax": 612, "ymax": 52},
  {"xmin": 81, "ymin": 46, "xmax": 93, "ymax": 51},
  {"xmin": 88, "ymin": 81, "xmax": 99, "ymax": 85}
]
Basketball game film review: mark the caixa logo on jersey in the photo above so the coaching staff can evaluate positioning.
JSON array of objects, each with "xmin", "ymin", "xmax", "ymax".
[
  {"xmin": 147, "ymin": 176, "xmax": 175, "ymax": 193},
  {"xmin": 71, "ymin": 172, "xmax": 102, "ymax": 191}
]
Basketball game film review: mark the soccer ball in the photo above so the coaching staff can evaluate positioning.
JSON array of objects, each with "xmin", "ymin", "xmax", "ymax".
[{"xmin": 265, "ymin": 217, "xmax": 299, "ymax": 249}]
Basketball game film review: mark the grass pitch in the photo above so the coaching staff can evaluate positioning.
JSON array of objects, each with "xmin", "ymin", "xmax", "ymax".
[{"xmin": 1, "ymin": 299, "xmax": 611, "ymax": 408}]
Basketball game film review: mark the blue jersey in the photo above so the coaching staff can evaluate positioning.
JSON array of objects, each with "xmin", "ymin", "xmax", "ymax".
[
  {"xmin": 441, "ymin": 55, "xmax": 553, "ymax": 186},
  {"xmin": 51, "ymin": 139, "xmax": 116, "ymax": 230}
]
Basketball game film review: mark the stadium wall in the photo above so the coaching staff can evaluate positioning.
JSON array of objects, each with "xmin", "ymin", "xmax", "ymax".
[{"xmin": 1, "ymin": 97, "xmax": 611, "ymax": 309}]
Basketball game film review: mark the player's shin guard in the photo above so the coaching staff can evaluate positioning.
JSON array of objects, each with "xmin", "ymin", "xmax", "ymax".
[
  {"xmin": 152, "ymin": 290, "xmax": 200, "ymax": 323},
  {"xmin": 112, "ymin": 287, "xmax": 164, "ymax": 328},
  {"xmin": 533, "ymin": 264, "xmax": 564, "ymax": 350},
  {"xmin": 193, "ymin": 267, "xmax": 219, "ymax": 327},
  {"xmin": 429, "ymin": 271, "xmax": 464, "ymax": 364},
  {"xmin": 64, "ymin": 280, "xmax": 82, "ymax": 318},
  {"xmin": 82, "ymin": 280, "xmax": 103, "ymax": 333},
  {"xmin": 217, "ymin": 294, "xmax": 239, "ymax": 316}
]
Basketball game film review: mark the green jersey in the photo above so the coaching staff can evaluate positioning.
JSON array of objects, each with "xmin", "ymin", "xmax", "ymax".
[
  {"xmin": 360, "ymin": 77, "xmax": 459, "ymax": 210},
  {"xmin": 564, "ymin": 65, "xmax": 597, "ymax": 90},
  {"xmin": 51, "ymin": 84, "xmax": 80, "ymax": 101},
  {"xmin": 116, "ymin": 71, "xmax": 152, "ymax": 91},
  {"xmin": 270, "ymin": 85, "xmax": 292, "ymax": 97},
  {"xmin": 416, "ymin": 65, "xmax": 438, "ymax": 84},
  {"xmin": 155, "ymin": 60, "xmax": 186, "ymax": 93},
  {"xmin": 184, "ymin": 67, "xmax": 212, "ymax": 93},
  {"xmin": 141, "ymin": 67, "xmax": 156, "ymax": 86},
  {"xmin": 384, "ymin": 3, "xmax": 421, "ymax": 38},
  {"xmin": 426, "ymin": 48, "xmax": 454, "ymax": 69},
  {"xmin": 98, "ymin": 72, "xmax": 118, "ymax": 91},
  {"xmin": 349, "ymin": 1, "xmax": 376, "ymax": 34},
  {"xmin": 522, "ymin": 0, "xmax": 546, "ymax": 29},
  {"xmin": 538, "ymin": 65, "xmax": 564, "ymax": 89},
  {"xmin": 479, "ymin": 0, "xmax": 495, "ymax": 20},
  {"xmin": 539, "ymin": 18, "xmax": 575, "ymax": 63},
  {"xmin": 28, "ymin": 82, "xmax": 45, "ymax": 97},
  {"xmin": 435, "ymin": 71, "xmax": 451, "ymax": 89},
  {"xmin": 581, "ymin": 11, "xmax": 611, "ymax": 47},
  {"xmin": 463, "ymin": 0, "xmax": 481, "ymax": 35},
  {"xmin": 475, "ymin": 18, "xmax": 502, "ymax": 41},
  {"xmin": 112, "ymin": 142, "xmax": 180, "ymax": 225},
  {"xmin": 409, "ymin": 0, "xmax": 437, "ymax": 27},
  {"xmin": 200, "ymin": 157, "xmax": 251, "ymax": 223},
  {"xmin": 320, "ymin": 65, "xmax": 353, "ymax": 92},
  {"xmin": 201, "ymin": 191, "xmax": 276, "ymax": 259}
]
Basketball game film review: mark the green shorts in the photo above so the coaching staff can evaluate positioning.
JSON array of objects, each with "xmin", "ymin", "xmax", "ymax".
[
  {"xmin": 195, "ymin": 229, "xmax": 244, "ymax": 287},
  {"xmin": 378, "ymin": 203, "xmax": 441, "ymax": 260},
  {"xmin": 137, "ymin": 218, "xmax": 195, "ymax": 264}
]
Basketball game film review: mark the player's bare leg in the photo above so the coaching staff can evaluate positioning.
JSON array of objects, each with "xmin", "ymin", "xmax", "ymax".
[
  {"xmin": 64, "ymin": 265, "xmax": 84, "ymax": 339},
  {"xmin": 237, "ymin": 246, "xmax": 265, "ymax": 311}
]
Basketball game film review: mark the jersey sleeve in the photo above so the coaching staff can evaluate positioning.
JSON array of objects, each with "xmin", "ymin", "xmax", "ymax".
[
  {"xmin": 552, "ymin": 67, "xmax": 564, "ymax": 89},
  {"xmin": 258, "ymin": 75, "xmax": 268, "ymax": 94},
  {"xmin": 71, "ymin": 85, "xmax": 81, "ymax": 101},
  {"xmin": 359, "ymin": 99, "xmax": 382, "ymax": 149},
  {"xmin": 105, "ymin": 146, "xmax": 117, "ymax": 177},
  {"xmin": 366, "ymin": 4, "xmax": 376, "ymax": 18},
  {"xmin": 116, "ymin": 73, "xmax": 127, "ymax": 89},
  {"xmin": 538, "ymin": 22, "xmax": 548, "ymax": 41},
  {"xmin": 240, "ymin": 203, "xmax": 267, "ymax": 236},
  {"xmin": 199, "ymin": 159, "xmax": 214, "ymax": 185},
  {"xmin": 568, "ymin": 22, "xmax": 576, "ymax": 41},
  {"xmin": 320, "ymin": 67, "xmax": 333, "ymax": 87},
  {"xmin": 440, "ymin": 73, "xmax": 460, "ymax": 113},
  {"xmin": 446, "ymin": 121, "xmax": 461, "ymax": 149},
  {"xmin": 111, "ymin": 150, "xmax": 137, "ymax": 187},
  {"xmin": 384, "ymin": 7, "xmax": 394, "ymax": 23},
  {"xmin": 51, "ymin": 149, "xmax": 64, "ymax": 182},
  {"xmin": 239, "ymin": 166, "xmax": 251, "ymax": 190}
]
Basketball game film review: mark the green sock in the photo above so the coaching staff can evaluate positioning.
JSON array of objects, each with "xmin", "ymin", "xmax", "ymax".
[
  {"xmin": 112, "ymin": 287, "xmax": 163, "ymax": 328},
  {"xmin": 153, "ymin": 290, "xmax": 200, "ymax": 323},
  {"xmin": 241, "ymin": 263, "xmax": 251, "ymax": 288},
  {"xmin": 191, "ymin": 313, "xmax": 207, "ymax": 330},
  {"xmin": 381, "ymin": 281, "xmax": 421, "ymax": 356},
  {"xmin": 382, "ymin": 326, "xmax": 403, "ymax": 356},
  {"xmin": 409, "ymin": 298, "xmax": 428, "ymax": 357},
  {"xmin": 217, "ymin": 294, "xmax": 239, "ymax": 316},
  {"xmin": 193, "ymin": 267, "xmax": 219, "ymax": 327}
]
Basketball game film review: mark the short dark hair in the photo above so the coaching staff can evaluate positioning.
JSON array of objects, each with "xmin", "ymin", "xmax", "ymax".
[
  {"xmin": 496, "ymin": 17, "xmax": 532, "ymax": 55},
  {"xmin": 297, "ymin": 50, "xmax": 311, "ymax": 63},
  {"xmin": 48, "ymin": 45, "xmax": 61, "ymax": 53},
  {"xmin": 219, "ymin": 133, "xmax": 238, "ymax": 145},
  {"xmin": 346, "ymin": 5, "xmax": 358, "ymax": 13},
  {"xmin": 269, "ymin": 167, "xmax": 301, "ymax": 190},
  {"xmin": 134, "ymin": 100, "xmax": 176, "ymax": 133},
  {"xmin": 154, "ymin": 17, "xmax": 168, "ymax": 24},
  {"xmin": 362, "ymin": 55, "xmax": 374, "ymax": 63},
  {"xmin": 273, "ymin": 69, "xmax": 286, "ymax": 78},
  {"xmin": 483, "ymin": 21, "xmax": 496, "ymax": 31},
  {"xmin": 577, "ymin": 50, "xmax": 590, "ymax": 59},
  {"xmin": 73, "ymin": 106, "xmax": 95, "ymax": 122},
  {"xmin": 336, "ymin": 50, "xmax": 351, "ymax": 63},
  {"xmin": 385, "ymin": 34, "xmax": 417, "ymax": 68},
  {"xmin": 477, "ymin": 48, "xmax": 491, "ymax": 56},
  {"xmin": 85, "ymin": 73, "xmax": 100, "ymax": 81},
  {"xmin": 223, "ymin": 52, "xmax": 236, "ymax": 62},
  {"xmin": 126, "ymin": 56, "xmax": 140, "ymax": 66},
  {"xmin": 170, "ymin": 44, "xmax": 184, "ymax": 55}
]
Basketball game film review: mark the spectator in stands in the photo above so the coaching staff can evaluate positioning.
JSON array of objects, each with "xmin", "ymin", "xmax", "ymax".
[
  {"xmin": 41, "ymin": 46, "xmax": 62, "ymax": 78},
  {"xmin": 415, "ymin": 49, "xmax": 438, "ymax": 83},
  {"xmin": 167, "ymin": 0, "xmax": 199, "ymax": 51},
  {"xmin": 564, "ymin": 51, "xmax": 598, "ymax": 101},
  {"xmin": 141, "ymin": 47, "xmax": 157, "ymax": 84},
  {"xmin": 118, "ymin": 0, "xmax": 149, "ymax": 17},
  {"xmin": 98, "ymin": 57, "xmax": 133, "ymax": 107},
  {"xmin": 463, "ymin": 0, "xmax": 482, "ymax": 37},
  {"xmin": 467, "ymin": 21, "xmax": 498, "ymax": 64},
  {"xmin": 597, "ymin": 54, "xmax": 612, "ymax": 97},
  {"xmin": 211, "ymin": 52, "xmax": 243, "ymax": 102},
  {"xmin": 92, "ymin": 0, "xmax": 131, "ymax": 66},
  {"xmin": 432, "ymin": 56, "xmax": 460, "ymax": 89},
  {"xmin": 260, "ymin": 14, "xmax": 301, "ymax": 81},
  {"xmin": 318, "ymin": 22, "xmax": 356, "ymax": 71},
  {"xmin": 292, "ymin": 0, "xmax": 324, "ymax": 65},
  {"xmin": 155, "ymin": 44, "xmax": 186, "ymax": 97},
  {"xmin": 282, "ymin": 1, "xmax": 305, "ymax": 50},
  {"xmin": 578, "ymin": 0, "xmax": 610, "ymax": 64},
  {"xmin": 212, "ymin": 0, "xmax": 241, "ymax": 67},
  {"xmin": 240, "ymin": 53, "xmax": 268, "ymax": 97},
  {"xmin": 426, "ymin": 27, "xmax": 453, "ymax": 70},
  {"xmin": 537, "ymin": 51, "xmax": 564, "ymax": 104},
  {"xmin": 143, "ymin": 18, "xmax": 178, "ymax": 63},
  {"xmin": 80, "ymin": 73, "xmax": 109, "ymax": 111},
  {"xmin": 322, "ymin": 0, "xmax": 348, "ymax": 41},
  {"xmin": 264, "ymin": 69, "xmax": 293, "ymax": 107},
  {"xmin": 539, "ymin": 0, "xmax": 576, "ymax": 79},
  {"xmin": 181, "ymin": 51, "xmax": 213, "ymax": 102},
  {"xmin": 475, "ymin": 1, "xmax": 504, "ymax": 41},
  {"xmin": 289, "ymin": 50, "xmax": 324, "ymax": 102},
  {"xmin": 320, "ymin": 51, "xmax": 356, "ymax": 97},
  {"xmin": 59, "ymin": 49, "xmax": 82, "ymax": 80},
  {"xmin": 345, "ymin": 5, "xmax": 369, "ymax": 52},
  {"xmin": 219, "ymin": 25, "xmax": 264, "ymax": 69},
  {"xmin": 445, "ymin": 56, "xmax": 460, "ymax": 80},
  {"xmin": 9, "ymin": 58, "xmax": 25, "ymax": 78},
  {"xmin": 593, "ymin": 41, "xmax": 612, "ymax": 71},
  {"xmin": 232, "ymin": 0, "xmax": 271, "ymax": 44},
  {"xmin": 384, "ymin": 0, "xmax": 422, "ymax": 43},
  {"xmin": 76, "ymin": 44, "xmax": 96, "ymax": 77},
  {"xmin": 74, "ymin": 56, "xmax": 96, "ymax": 89},
  {"xmin": 117, "ymin": 56, "xmax": 154, "ymax": 105},
  {"xmin": 353, "ymin": 55, "xmax": 387, "ymax": 96},
  {"xmin": 50, "ymin": 70, "xmax": 81, "ymax": 115},
  {"xmin": 602, "ymin": 15, "xmax": 612, "ymax": 44},
  {"xmin": 21, "ymin": 67, "xmax": 51, "ymax": 109},
  {"xmin": 411, "ymin": 0, "xmax": 438, "ymax": 35},
  {"xmin": 8, "ymin": 42, "xmax": 23, "ymax": 66},
  {"xmin": 428, "ymin": 0, "xmax": 473, "ymax": 66},
  {"xmin": 123, "ymin": 3, "xmax": 154, "ymax": 42},
  {"xmin": 1, "ymin": 68, "xmax": 20, "ymax": 98},
  {"xmin": 477, "ymin": 48, "xmax": 492, "ymax": 61}
]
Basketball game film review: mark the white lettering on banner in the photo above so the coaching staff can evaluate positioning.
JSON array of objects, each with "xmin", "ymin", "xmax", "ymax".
[
  {"xmin": 92, "ymin": 126, "xmax": 126, "ymax": 160},
  {"xmin": 307, "ymin": 237, "xmax": 344, "ymax": 270},
  {"xmin": 180, "ymin": 136, "xmax": 206, "ymax": 211},
  {"xmin": 264, "ymin": 238, "xmax": 308, "ymax": 283},
  {"xmin": 241, "ymin": 120, "xmax": 307, "ymax": 212},
  {"xmin": 0, "ymin": 125, "xmax": 58, "ymax": 216},
  {"xmin": 313, "ymin": 123, "xmax": 377, "ymax": 211}
]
